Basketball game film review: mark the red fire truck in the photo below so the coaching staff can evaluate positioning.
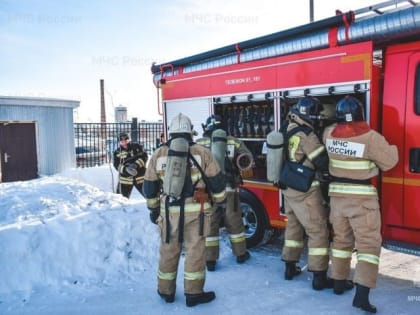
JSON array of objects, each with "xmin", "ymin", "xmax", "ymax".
[{"xmin": 151, "ymin": 0, "xmax": 420, "ymax": 255}]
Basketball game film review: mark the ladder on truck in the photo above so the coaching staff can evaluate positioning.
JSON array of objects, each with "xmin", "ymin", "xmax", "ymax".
[{"xmin": 351, "ymin": 0, "xmax": 419, "ymax": 19}]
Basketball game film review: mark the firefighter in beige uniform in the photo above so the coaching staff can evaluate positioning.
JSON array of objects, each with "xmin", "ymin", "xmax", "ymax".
[
  {"xmin": 281, "ymin": 97, "xmax": 332, "ymax": 291},
  {"xmin": 142, "ymin": 113, "xmax": 226, "ymax": 307},
  {"xmin": 197, "ymin": 115, "xmax": 252, "ymax": 271},
  {"xmin": 323, "ymin": 96, "xmax": 398, "ymax": 313}
]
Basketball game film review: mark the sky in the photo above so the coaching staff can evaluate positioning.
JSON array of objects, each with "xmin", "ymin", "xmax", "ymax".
[
  {"xmin": 0, "ymin": 0, "xmax": 376, "ymax": 123},
  {"xmin": 0, "ymin": 164, "xmax": 419, "ymax": 314}
]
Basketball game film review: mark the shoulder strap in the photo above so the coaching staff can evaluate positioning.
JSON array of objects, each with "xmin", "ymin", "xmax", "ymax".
[{"xmin": 188, "ymin": 152, "xmax": 213, "ymax": 205}]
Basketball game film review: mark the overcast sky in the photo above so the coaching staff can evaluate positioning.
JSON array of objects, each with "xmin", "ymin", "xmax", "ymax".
[{"xmin": 0, "ymin": 0, "xmax": 378, "ymax": 122}]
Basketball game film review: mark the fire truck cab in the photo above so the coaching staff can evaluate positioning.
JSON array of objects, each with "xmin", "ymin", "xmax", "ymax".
[{"xmin": 151, "ymin": 0, "xmax": 420, "ymax": 255}]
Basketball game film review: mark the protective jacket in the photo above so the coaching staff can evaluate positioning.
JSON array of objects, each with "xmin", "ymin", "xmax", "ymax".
[
  {"xmin": 113, "ymin": 142, "xmax": 148, "ymax": 198},
  {"xmin": 142, "ymin": 140, "xmax": 226, "ymax": 295},
  {"xmin": 197, "ymin": 132, "xmax": 252, "ymax": 262},
  {"xmin": 323, "ymin": 121, "xmax": 398, "ymax": 288},
  {"xmin": 282, "ymin": 121, "xmax": 330, "ymax": 272}
]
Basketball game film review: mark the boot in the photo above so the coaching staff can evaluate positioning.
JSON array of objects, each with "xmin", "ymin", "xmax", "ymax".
[
  {"xmin": 312, "ymin": 271, "xmax": 334, "ymax": 290},
  {"xmin": 284, "ymin": 262, "xmax": 302, "ymax": 280},
  {"xmin": 236, "ymin": 251, "xmax": 251, "ymax": 264},
  {"xmin": 352, "ymin": 284, "xmax": 377, "ymax": 313},
  {"xmin": 157, "ymin": 290, "xmax": 175, "ymax": 303},
  {"xmin": 333, "ymin": 279, "xmax": 354, "ymax": 295},
  {"xmin": 206, "ymin": 260, "xmax": 216, "ymax": 272},
  {"xmin": 185, "ymin": 291, "xmax": 216, "ymax": 307}
]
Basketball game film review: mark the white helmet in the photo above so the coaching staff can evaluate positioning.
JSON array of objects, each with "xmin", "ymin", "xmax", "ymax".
[{"xmin": 169, "ymin": 113, "xmax": 193, "ymax": 135}]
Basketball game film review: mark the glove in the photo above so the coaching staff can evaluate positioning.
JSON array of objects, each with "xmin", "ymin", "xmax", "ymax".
[
  {"xmin": 124, "ymin": 163, "xmax": 138, "ymax": 176},
  {"xmin": 149, "ymin": 209, "xmax": 160, "ymax": 224}
]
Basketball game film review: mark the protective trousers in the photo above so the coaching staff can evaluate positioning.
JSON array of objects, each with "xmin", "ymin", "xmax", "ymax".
[
  {"xmin": 206, "ymin": 190, "xmax": 247, "ymax": 261},
  {"xmin": 329, "ymin": 195, "xmax": 381, "ymax": 288},
  {"xmin": 157, "ymin": 210, "xmax": 210, "ymax": 295},
  {"xmin": 282, "ymin": 187, "xmax": 330, "ymax": 271},
  {"xmin": 116, "ymin": 181, "xmax": 143, "ymax": 198}
]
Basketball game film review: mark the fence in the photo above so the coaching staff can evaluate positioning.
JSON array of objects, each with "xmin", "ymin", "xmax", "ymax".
[{"xmin": 74, "ymin": 120, "xmax": 163, "ymax": 167}]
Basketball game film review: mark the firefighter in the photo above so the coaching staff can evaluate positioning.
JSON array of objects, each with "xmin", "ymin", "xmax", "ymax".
[
  {"xmin": 113, "ymin": 132, "xmax": 148, "ymax": 198},
  {"xmin": 142, "ymin": 113, "xmax": 226, "ymax": 307},
  {"xmin": 323, "ymin": 96, "xmax": 398, "ymax": 313},
  {"xmin": 281, "ymin": 96, "xmax": 332, "ymax": 290},
  {"xmin": 197, "ymin": 115, "xmax": 252, "ymax": 271}
]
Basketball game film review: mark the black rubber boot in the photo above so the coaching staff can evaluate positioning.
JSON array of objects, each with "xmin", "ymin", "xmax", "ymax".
[
  {"xmin": 312, "ymin": 271, "xmax": 334, "ymax": 290},
  {"xmin": 206, "ymin": 260, "xmax": 216, "ymax": 271},
  {"xmin": 284, "ymin": 262, "xmax": 302, "ymax": 280},
  {"xmin": 333, "ymin": 279, "xmax": 354, "ymax": 295},
  {"xmin": 237, "ymin": 251, "xmax": 251, "ymax": 264},
  {"xmin": 352, "ymin": 284, "xmax": 377, "ymax": 313},
  {"xmin": 157, "ymin": 290, "xmax": 175, "ymax": 303},
  {"xmin": 185, "ymin": 291, "xmax": 216, "ymax": 307}
]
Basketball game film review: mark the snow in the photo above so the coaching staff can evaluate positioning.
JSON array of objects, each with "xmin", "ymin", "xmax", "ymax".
[{"xmin": 0, "ymin": 165, "xmax": 419, "ymax": 315}]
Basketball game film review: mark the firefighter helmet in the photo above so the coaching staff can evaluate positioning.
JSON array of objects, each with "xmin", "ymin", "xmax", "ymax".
[
  {"xmin": 203, "ymin": 114, "xmax": 222, "ymax": 132},
  {"xmin": 169, "ymin": 113, "xmax": 194, "ymax": 135},
  {"xmin": 336, "ymin": 96, "xmax": 365, "ymax": 122},
  {"xmin": 291, "ymin": 96, "xmax": 323, "ymax": 124},
  {"xmin": 119, "ymin": 132, "xmax": 130, "ymax": 141}
]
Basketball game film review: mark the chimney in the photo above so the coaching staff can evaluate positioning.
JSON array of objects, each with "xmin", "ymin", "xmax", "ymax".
[{"xmin": 100, "ymin": 79, "xmax": 106, "ymax": 123}]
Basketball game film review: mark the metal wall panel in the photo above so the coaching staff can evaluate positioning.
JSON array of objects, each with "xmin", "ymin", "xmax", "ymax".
[{"xmin": 0, "ymin": 97, "xmax": 79, "ymax": 176}]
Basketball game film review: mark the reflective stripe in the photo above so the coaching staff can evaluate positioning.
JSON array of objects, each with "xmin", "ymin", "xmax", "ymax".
[
  {"xmin": 213, "ymin": 190, "xmax": 226, "ymax": 199},
  {"xmin": 184, "ymin": 270, "xmax": 205, "ymax": 281},
  {"xmin": 167, "ymin": 202, "xmax": 212, "ymax": 213},
  {"xmin": 120, "ymin": 177, "xmax": 134, "ymax": 184},
  {"xmin": 158, "ymin": 270, "xmax": 177, "ymax": 281},
  {"xmin": 229, "ymin": 232, "xmax": 245, "ymax": 244},
  {"xmin": 135, "ymin": 176, "xmax": 144, "ymax": 184},
  {"xmin": 147, "ymin": 197, "xmax": 160, "ymax": 209},
  {"xmin": 206, "ymin": 236, "xmax": 219, "ymax": 247},
  {"xmin": 330, "ymin": 158, "xmax": 376, "ymax": 170},
  {"xmin": 308, "ymin": 247, "xmax": 329, "ymax": 256},
  {"xmin": 288, "ymin": 135, "xmax": 300, "ymax": 161},
  {"xmin": 227, "ymin": 139, "xmax": 240, "ymax": 148},
  {"xmin": 307, "ymin": 146, "xmax": 325, "ymax": 160},
  {"xmin": 197, "ymin": 139, "xmax": 211, "ymax": 147},
  {"xmin": 331, "ymin": 248, "xmax": 353, "ymax": 259},
  {"xmin": 311, "ymin": 180, "xmax": 320, "ymax": 188},
  {"xmin": 284, "ymin": 239, "xmax": 304, "ymax": 248},
  {"xmin": 329, "ymin": 183, "xmax": 377, "ymax": 195},
  {"xmin": 357, "ymin": 253, "xmax": 379, "ymax": 265},
  {"xmin": 191, "ymin": 172, "xmax": 202, "ymax": 183},
  {"xmin": 136, "ymin": 159, "xmax": 145, "ymax": 168}
]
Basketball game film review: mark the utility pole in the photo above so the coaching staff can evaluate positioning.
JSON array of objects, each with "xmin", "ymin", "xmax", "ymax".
[{"xmin": 309, "ymin": 0, "xmax": 314, "ymax": 22}]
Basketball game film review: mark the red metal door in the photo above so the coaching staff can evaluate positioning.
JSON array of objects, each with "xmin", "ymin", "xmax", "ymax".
[{"xmin": 403, "ymin": 53, "xmax": 420, "ymax": 230}]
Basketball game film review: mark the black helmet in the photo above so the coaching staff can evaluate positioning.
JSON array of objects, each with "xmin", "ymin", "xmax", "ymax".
[
  {"xmin": 119, "ymin": 132, "xmax": 129, "ymax": 141},
  {"xmin": 203, "ymin": 115, "xmax": 222, "ymax": 132},
  {"xmin": 336, "ymin": 96, "xmax": 364, "ymax": 122},
  {"xmin": 291, "ymin": 96, "xmax": 323, "ymax": 123}
]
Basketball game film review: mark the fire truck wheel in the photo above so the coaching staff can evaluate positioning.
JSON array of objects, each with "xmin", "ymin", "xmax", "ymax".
[{"xmin": 240, "ymin": 188, "xmax": 269, "ymax": 248}]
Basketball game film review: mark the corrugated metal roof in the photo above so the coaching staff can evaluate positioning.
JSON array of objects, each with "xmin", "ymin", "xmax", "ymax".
[{"xmin": 0, "ymin": 96, "xmax": 79, "ymax": 108}]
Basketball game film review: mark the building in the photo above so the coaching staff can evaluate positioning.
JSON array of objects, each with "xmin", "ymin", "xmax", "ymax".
[
  {"xmin": 114, "ymin": 105, "xmax": 127, "ymax": 123},
  {"xmin": 0, "ymin": 96, "xmax": 80, "ymax": 182}
]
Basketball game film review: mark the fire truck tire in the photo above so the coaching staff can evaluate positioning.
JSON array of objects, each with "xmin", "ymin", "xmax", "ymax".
[{"xmin": 240, "ymin": 188, "xmax": 269, "ymax": 248}]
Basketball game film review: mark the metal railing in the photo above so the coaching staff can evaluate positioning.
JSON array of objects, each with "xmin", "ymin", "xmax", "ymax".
[{"xmin": 74, "ymin": 120, "xmax": 163, "ymax": 167}]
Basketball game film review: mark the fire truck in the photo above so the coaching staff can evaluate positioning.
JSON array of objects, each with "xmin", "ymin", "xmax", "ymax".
[{"xmin": 151, "ymin": 0, "xmax": 420, "ymax": 255}]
